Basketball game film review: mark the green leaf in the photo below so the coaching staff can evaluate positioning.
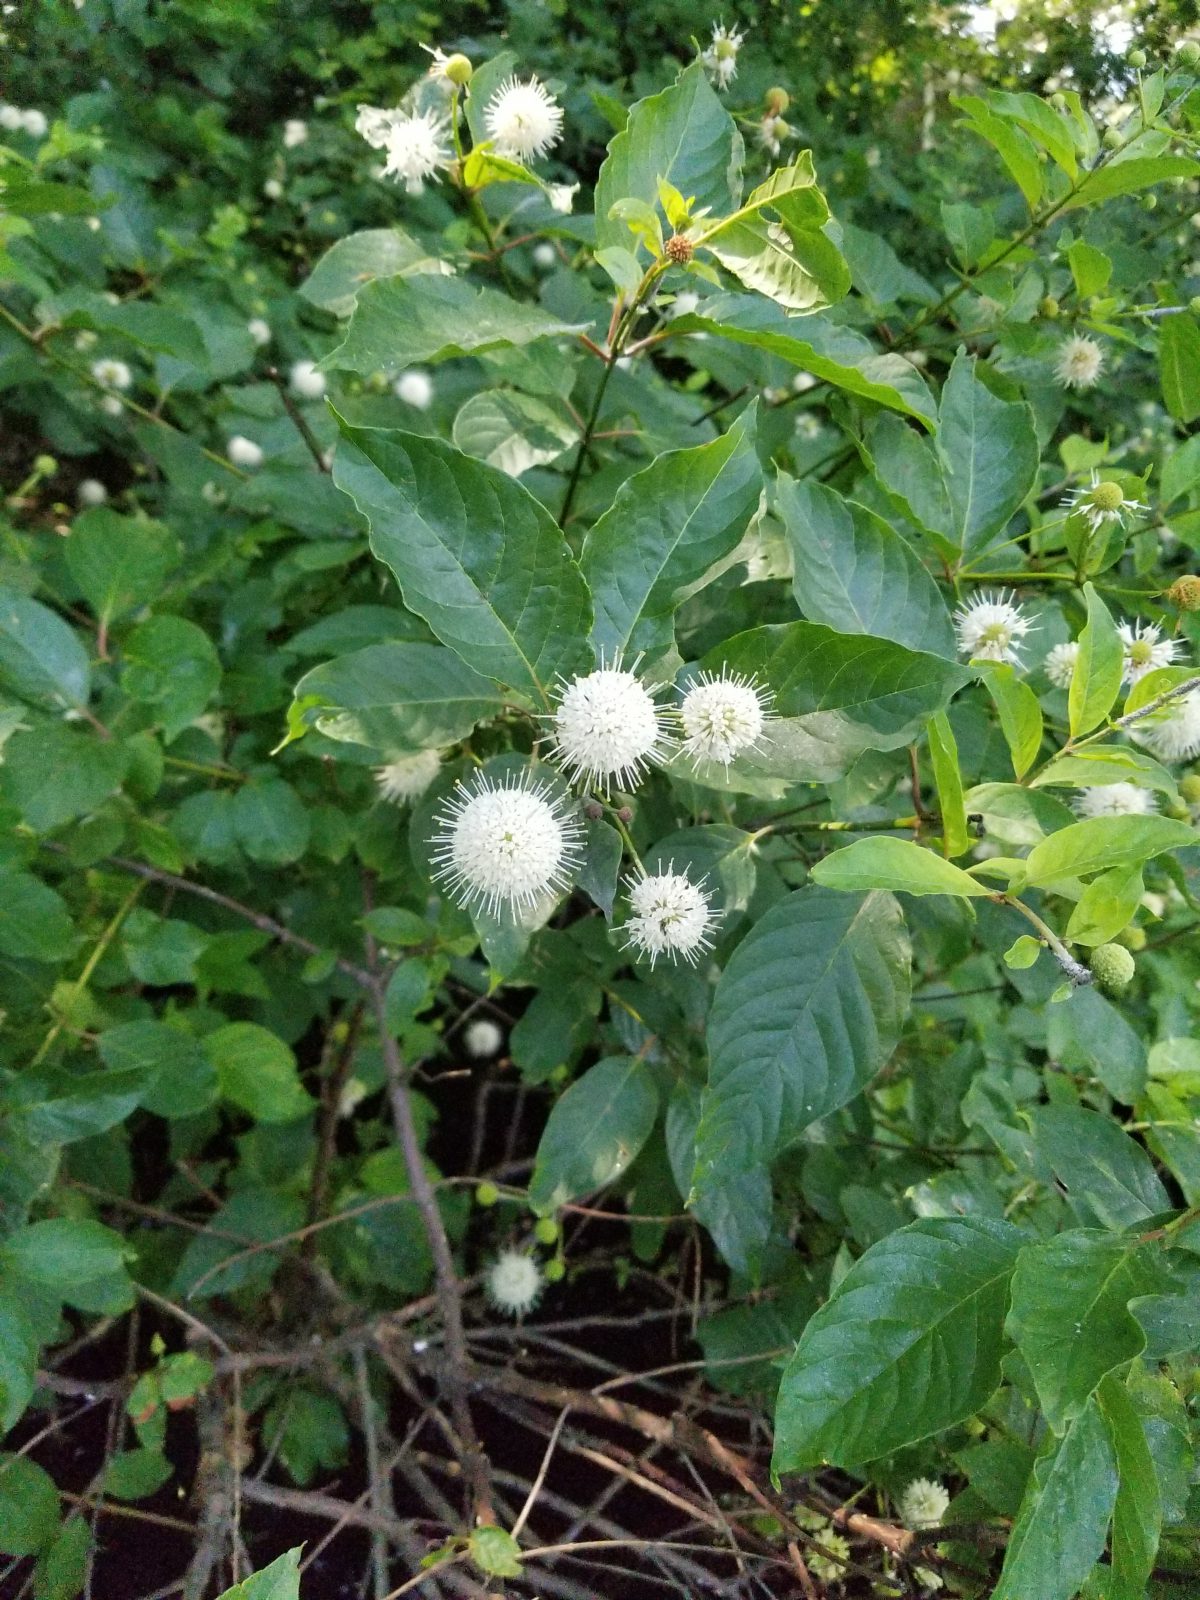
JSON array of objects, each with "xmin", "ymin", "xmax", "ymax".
[
  {"xmin": 702, "ymin": 152, "xmax": 851, "ymax": 312},
  {"xmin": 33, "ymin": 1513, "xmax": 90, "ymax": 1600},
  {"xmin": 0, "ymin": 586, "xmax": 90, "ymax": 710},
  {"xmin": 452, "ymin": 389, "xmax": 576, "ymax": 478},
  {"xmin": 581, "ymin": 405, "xmax": 761, "ymax": 659},
  {"xmin": 1007, "ymin": 1231, "xmax": 1160, "ymax": 1433},
  {"xmin": 937, "ymin": 353, "xmax": 1039, "ymax": 559},
  {"xmin": 123, "ymin": 908, "xmax": 206, "ymax": 985},
  {"xmin": 594, "ymin": 62, "xmax": 742, "ymax": 254},
  {"xmin": 675, "ymin": 295, "xmax": 937, "ymax": 427},
  {"xmin": 1028, "ymin": 1104, "xmax": 1168, "ymax": 1230},
  {"xmin": 98, "ymin": 1020, "xmax": 216, "ymax": 1118},
  {"xmin": 65, "ymin": 509, "xmax": 179, "ymax": 625},
  {"xmin": 205, "ymin": 1022, "xmax": 315, "ymax": 1123},
  {"xmin": 231, "ymin": 779, "xmax": 310, "ymax": 866},
  {"xmin": 1062, "ymin": 153, "xmax": 1200, "ymax": 213},
  {"xmin": 1, "ymin": 1218, "xmax": 130, "ymax": 1290},
  {"xmin": 694, "ymin": 888, "xmax": 910, "ymax": 1252},
  {"xmin": 772, "ymin": 1216, "xmax": 1023, "ymax": 1472},
  {"xmin": 1045, "ymin": 988, "xmax": 1147, "ymax": 1106},
  {"xmin": 810, "ymin": 837, "xmax": 990, "ymax": 897},
  {"xmin": 1066, "ymin": 240, "xmax": 1112, "ymax": 299},
  {"xmin": 1023, "ymin": 815, "xmax": 1198, "ymax": 886},
  {"xmin": 1160, "ymin": 311, "xmax": 1200, "ymax": 425},
  {"xmin": 975, "ymin": 662, "xmax": 1043, "ymax": 779},
  {"xmin": 0, "ymin": 869, "xmax": 74, "ymax": 961},
  {"xmin": 291, "ymin": 642, "xmax": 507, "ymax": 753},
  {"xmin": 462, "ymin": 146, "xmax": 542, "ymax": 193},
  {"xmin": 299, "ymin": 228, "xmax": 452, "ymax": 317},
  {"xmin": 332, "ymin": 423, "xmax": 592, "ymax": 703},
  {"xmin": 216, "ymin": 1548, "xmax": 302, "ymax": 1600},
  {"xmin": 927, "ymin": 711, "xmax": 970, "ymax": 857},
  {"xmin": 122, "ymin": 615, "xmax": 221, "ymax": 740},
  {"xmin": 965, "ymin": 783, "xmax": 1076, "ymax": 847},
  {"xmin": 103, "ymin": 1449, "xmax": 173, "ymax": 1502},
  {"xmin": 57, "ymin": 296, "xmax": 205, "ymax": 362},
  {"xmin": 469, "ymin": 1527, "xmax": 523, "ymax": 1579},
  {"xmin": 952, "ymin": 93, "xmax": 1044, "ymax": 210},
  {"xmin": 1, "ymin": 726, "xmax": 127, "ymax": 832},
  {"xmin": 1098, "ymin": 1373, "xmax": 1163, "ymax": 1600},
  {"xmin": 991, "ymin": 1396, "xmax": 1118, "ymax": 1600},
  {"xmin": 1069, "ymin": 583, "xmax": 1123, "ymax": 737},
  {"xmin": 778, "ymin": 474, "xmax": 955, "ymax": 658},
  {"xmin": 324, "ymin": 273, "xmax": 582, "ymax": 377},
  {"xmin": 1032, "ymin": 746, "xmax": 1178, "ymax": 800},
  {"xmin": 0, "ymin": 1455, "xmax": 60, "ymax": 1556},
  {"xmin": 173, "ymin": 1189, "xmax": 306, "ymax": 1300},
  {"xmin": 529, "ymin": 1056, "xmax": 660, "ymax": 1214},
  {"xmin": 1065, "ymin": 863, "xmax": 1145, "ymax": 947}
]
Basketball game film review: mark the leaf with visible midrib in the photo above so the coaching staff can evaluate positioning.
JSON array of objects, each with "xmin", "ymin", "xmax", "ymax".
[
  {"xmin": 772, "ymin": 1216, "xmax": 1023, "ymax": 1471},
  {"xmin": 529, "ymin": 1057, "xmax": 660, "ymax": 1215},
  {"xmin": 581, "ymin": 405, "xmax": 761, "ymax": 659},
  {"xmin": 331, "ymin": 421, "xmax": 592, "ymax": 703}
]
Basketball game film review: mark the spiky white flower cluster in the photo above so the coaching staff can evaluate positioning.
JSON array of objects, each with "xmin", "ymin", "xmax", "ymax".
[
  {"xmin": 1075, "ymin": 783, "xmax": 1157, "ymax": 819},
  {"xmin": 953, "ymin": 591, "xmax": 1034, "ymax": 665},
  {"xmin": 679, "ymin": 671, "xmax": 772, "ymax": 769},
  {"xmin": 485, "ymin": 1249, "xmax": 543, "ymax": 1317},
  {"xmin": 551, "ymin": 660, "xmax": 673, "ymax": 794},
  {"xmin": 289, "ymin": 359, "xmax": 326, "ymax": 399},
  {"xmin": 622, "ymin": 869, "xmax": 718, "ymax": 967},
  {"xmin": 91, "ymin": 357, "xmax": 132, "ymax": 391},
  {"xmin": 1043, "ymin": 639, "xmax": 1080, "ymax": 689},
  {"xmin": 899, "ymin": 1477, "xmax": 951, "ymax": 1531},
  {"xmin": 701, "ymin": 22, "xmax": 745, "ymax": 90},
  {"xmin": 394, "ymin": 369, "xmax": 434, "ymax": 409},
  {"xmin": 227, "ymin": 435, "xmax": 264, "ymax": 469},
  {"xmin": 464, "ymin": 1018, "xmax": 504, "ymax": 1059},
  {"xmin": 431, "ymin": 770, "xmax": 584, "ymax": 917},
  {"xmin": 1061, "ymin": 472, "xmax": 1147, "ymax": 535},
  {"xmin": 1118, "ymin": 620, "xmax": 1179, "ymax": 686},
  {"xmin": 1054, "ymin": 334, "xmax": 1105, "ymax": 390},
  {"xmin": 375, "ymin": 749, "xmax": 442, "ymax": 806},
  {"xmin": 247, "ymin": 317, "xmax": 271, "ymax": 348},
  {"xmin": 1133, "ymin": 688, "xmax": 1200, "ymax": 763},
  {"xmin": 380, "ymin": 108, "xmax": 451, "ymax": 194},
  {"xmin": 484, "ymin": 75, "xmax": 564, "ymax": 162}
]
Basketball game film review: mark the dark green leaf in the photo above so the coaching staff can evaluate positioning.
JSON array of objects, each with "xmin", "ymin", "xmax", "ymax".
[
  {"xmin": 1099, "ymin": 1373, "xmax": 1162, "ymax": 1600},
  {"xmin": 300, "ymin": 228, "xmax": 451, "ymax": 317},
  {"xmin": 1030, "ymin": 1104, "xmax": 1166, "ymax": 1228},
  {"xmin": 529, "ymin": 1057, "xmax": 660, "ymax": 1214},
  {"xmin": 1160, "ymin": 311, "xmax": 1200, "ymax": 425},
  {"xmin": 65, "ymin": 509, "xmax": 179, "ymax": 624},
  {"xmin": 0, "ymin": 869, "xmax": 74, "ymax": 961},
  {"xmin": 937, "ymin": 353, "xmax": 1039, "ymax": 559},
  {"xmin": 0, "ymin": 586, "xmax": 90, "ymax": 709}
]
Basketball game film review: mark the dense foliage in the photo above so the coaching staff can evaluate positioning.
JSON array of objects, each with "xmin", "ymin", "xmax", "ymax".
[{"xmin": 4, "ymin": 2, "xmax": 1200, "ymax": 1597}]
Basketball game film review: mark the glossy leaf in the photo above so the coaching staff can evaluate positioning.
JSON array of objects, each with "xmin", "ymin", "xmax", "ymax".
[
  {"xmin": 1023, "ymin": 815, "xmax": 1198, "ymax": 886},
  {"xmin": 300, "ymin": 228, "xmax": 452, "ymax": 317},
  {"xmin": 1029, "ymin": 1104, "xmax": 1168, "ymax": 1232},
  {"xmin": 529, "ymin": 1056, "xmax": 660, "ymax": 1214},
  {"xmin": 1069, "ymin": 583, "xmax": 1123, "ymax": 738},
  {"xmin": 937, "ymin": 354, "xmax": 1039, "ymax": 559},
  {"xmin": 927, "ymin": 711, "xmax": 970, "ymax": 857},
  {"xmin": 811, "ymin": 836, "xmax": 990, "ymax": 897},
  {"xmin": 0, "ymin": 586, "xmax": 90, "ymax": 710},
  {"xmin": 1099, "ymin": 1373, "xmax": 1163, "ymax": 1600},
  {"xmin": 974, "ymin": 662, "xmax": 1043, "ymax": 779}
]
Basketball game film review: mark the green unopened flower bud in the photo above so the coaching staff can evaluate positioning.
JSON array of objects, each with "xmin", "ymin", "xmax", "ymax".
[
  {"xmin": 543, "ymin": 1257, "xmax": 565, "ymax": 1283},
  {"xmin": 1179, "ymin": 773, "xmax": 1200, "ymax": 804},
  {"xmin": 476, "ymin": 1181, "xmax": 500, "ymax": 1208},
  {"xmin": 764, "ymin": 86, "xmax": 790, "ymax": 117},
  {"xmin": 1143, "ymin": 193, "xmax": 1158, "ymax": 210},
  {"xmin": 1090, "ymin": 942, "xmax": 1136, "ymax": 995},
  {"xmin": 1177, "ymin": 40, "xmax": 1200, "ymax": 66},
  {"xmin": 1129, "ymin": 47, "xmax": 1147, "ymax": 69},
  {"xmin": 1039, "ymin": 295, "xmax": 1061, "ymax": 319},
  {"xmin": 1168, "ymin": 574, "xmax": 1200, "ymax": 611},
  {"xmin": 1050, "ymin": 92, "xmax": 1068, "ymax": 109},
  {"xmin": 534, "ymin": 1217, "xmax": 559, "ymax": 1246},
  {"xmin": 34, "ymin": 454, "xmax": 57, "ymax": 476},
  {"xmin": 444, "ymin": 52, "xmax": 473, "ymax": 86},
  {"xmin": 1103, "ymin": 127, "xmax": 1124, "ymax": 149},
  {"xmin": 1117, "ymin": 925, "xmax": 1147, "ymax": 951}
]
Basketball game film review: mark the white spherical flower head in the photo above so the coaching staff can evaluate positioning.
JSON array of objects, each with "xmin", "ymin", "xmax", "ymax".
[
  {"xmin": 551, "ymin": 659, "xmax": 673, "ymax": 794},
  {"xmin": 91, "ymin": 357, "xmax": 132, "ymax": 391},
  {"xmin": 227, "ymin": 434, "xmax": 264, "ymax": 469},
  {"xmin": 100, "ymin": 394, "xmax": 123, "ymax": 417},
  {"xmin": 431, "ymin": 770, "xmax": 584, "ymax": 917},
  {"xmin": 532, "ymin": 242, "xmax": 557, "ymax": 271},
  {"xmin": 484, "ymin": 75, "xmax": 563, "ymax": 162},
  {"xmin": 247, "ymin": 317, "xmax": 271, "ymax": 348},
  {"xmin": 953, "ymin": 590, "xmax": 1034, "ymax": 665},
  {"xmin": 381, "ymin": 108, "xmax": 451, "ymax": 194},
  {"xmin": 1075, "ymin": 783, "xmax": 1157, "ymax": 819},
  {"xmin": 547, "ymin": 181, "xmax": 579, "ymax": 215},
  {"xmin": 670, "ymin": 290, "xmax": 700, "ymax": 320},
  {"xmin": 485, "ymin": 1249, "xmax": 543, "ymax": 1317},
  {"xmin": 464, "ymin": 1018, "xmax": 504, "ymax": 1059},
  {"xmin": 701, "ymin": 23, "xmax": 745, "ymax": 89},
  {"xmin": 289, "ymin": 359, "xmax": 326, "ymax": 399},
  {"xmin": 1118, "ymin": 619, "xmax": 1178, "ymax": 686},
  {"xmin": 1044, "ymin": 639, "xmax": 1080, "ymax": 689},
  {"xmin": 899, "ymin": 1477, "xmax": 950, "ymax": 1532},
  {"xmin": 1133, "ymin": 688, "xmax": 1200, "ymax": 763},
  {"xmin": 679, "ymin": 670, "xmax": 773, "ymax": 769},
  {"xmin": 76, "ymin": 478, "xmax": 107, "ymax": 507},
  {"xmin": 623, "ymin": 869, "xmax": 718, "ymax": 968},
  {"xmin": 1062, "ymin": 472, "xmax": 1148, "ymax": 535},
  {"xmin": 19, "ymin": 108, "xmax": 48, "ymax": 139},
  {"xmin": 394, "ymin": 369, "xmax": 434, "ymax": 409},
  {"xmin": 1053, "ymin": 334, "xmax": 1105, "ymax": 391},
  {"xmin": 263, "ymin": 177, "xmax": 284, "ymax": 200},
  {"xmin": 283, "ymin": 118, "xmax": 308, "ymax": 149},
  {"xmin": 0, "ymin": 105, "xmax": 21, "ymax": 131},
  {"xmin": 374, "ymin": 749, "xmax": 442, "ymax": 806}
]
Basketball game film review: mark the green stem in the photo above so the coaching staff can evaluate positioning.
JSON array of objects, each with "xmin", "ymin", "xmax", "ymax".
[{"xmin": 995, "ymin": 893, "xmax": 1092, "ymax": 986}]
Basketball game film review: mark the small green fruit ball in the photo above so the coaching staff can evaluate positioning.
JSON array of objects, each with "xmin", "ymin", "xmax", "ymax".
[
  {"xmin": 1039, "ymin": 295, "xmax": 1061, "ymax": 318},
  {"xmin": 534, "ymin": 1216, "xmax": 559, "ymax": 1246},
  {"xmin": 476, "ymin": 1181, "xmax": 500, "ymax": 1208},
  {"xmin": 1143, "ymin": 193, "xmax": 1158, "ymax": 210},
  {"xmin": 1103, "ymin": 127, "xmax": 1123, "ymax": 149},
  {"xmin": 1129, "ymin": 47, "xmax": 1147, "ymax": 68},
  {"xmin": 444, "ymin": 52, "xmax": 473, "ymax": 85},
  {"xmin": 543, "ymin": 1258, "xmax": 565, "ymax": 1283},
  {"xmin": 1179, "ymin": 773, "xmax": 1200, "ymax": 804},
  {"xmin": 1178, "ymin": 40, "xmax": 1200, "ymax": 65},
  {"xmin": 1118, "ymin": 926, "xmax": 1147, "ymax": 952},
  {"xmin": 1090, "ymin": 942, "xmax": 1136, "ymax": 995}
]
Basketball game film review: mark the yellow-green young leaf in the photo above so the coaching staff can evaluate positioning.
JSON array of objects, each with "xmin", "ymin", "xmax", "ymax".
[
  {"xmin": 1031, "ymin": 746, "xmax": 1178, "ymax": 800},
  {"xmin": 973, "ymin": 89, "xmax": 1078, "ymax": 180},
  {"xmin": 926, "ymin": 712, "xmax": 970, "ymax": 857},
  {"xmin": 1066, "ymin": 239, "xmax": 1111, "ymax": 298},
  {"xmin": 528, "ymin": 1057, "xmax": 659, "ymax": 1214},
  {"xmin": 607, "ymin": 196, "xmax": 664, "ymax": 255},
  {"xmin": 976, "ymin": 662, "xmax": 1043, "ymax": 778},
  {"xmin": 1004, "ymin": 934, "xmax": 1041, "ymax": 969},
  {"xmin": 461, "ymin": 145, "xmax": 541, "ymax": 191},
  {"xmin": 1024, "ymin": 815, "xmax": 1198, "ymax": 887},
  {"xmin": 1123, "ymin": 663, "xmax": 1200, "ymax": 715},
  {"xmin": 215, "ymin": 1548, "xmax": 302, "ymax": 1600},
  {"xmin": 811, "ymin": 836, "xmax": 989, "ymax": 897},
  {"xmin": 1160, "ymin": 312, "xmax": 1200, "ymax": 425},
  {"xmin": 1069, "ymin": 583, "xmax": 1123, "ymax": 737},
  {"xmin": 469, "ymin": 1527, "xmax": 523, "ymax": 1579},
  {"xmin": 1065, "ymin": 864, "xmax": 1144, "ymax": 947}
]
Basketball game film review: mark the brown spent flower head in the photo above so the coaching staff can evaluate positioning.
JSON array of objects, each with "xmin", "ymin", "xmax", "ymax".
[
  {"xmin": 1168, "ymin": 574, "xmax": 1200, "ymax": 611},
  {"xmin": 665, "ymin": 233, "xmax": 694, "ymax": 264}
]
